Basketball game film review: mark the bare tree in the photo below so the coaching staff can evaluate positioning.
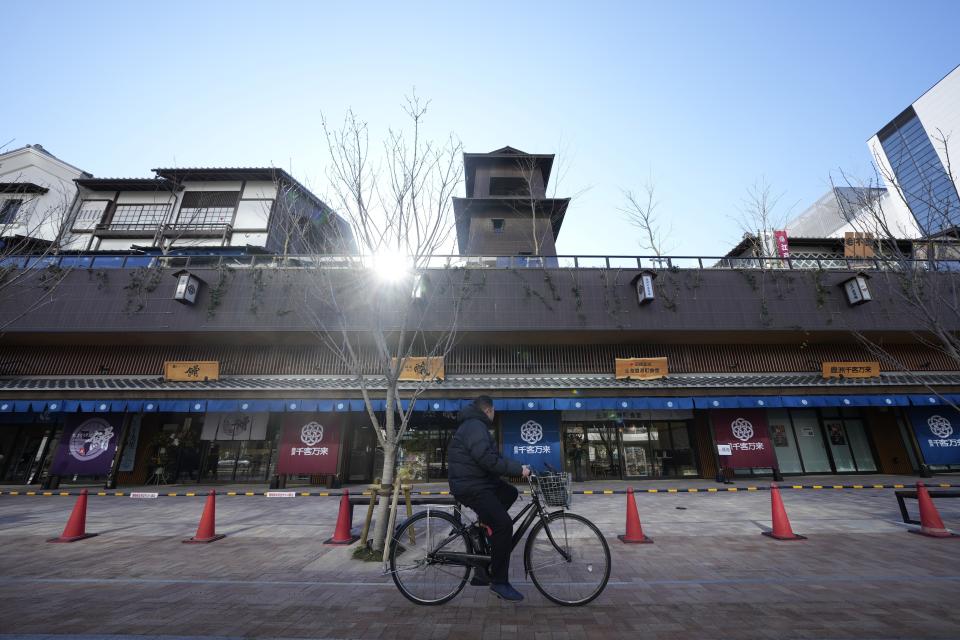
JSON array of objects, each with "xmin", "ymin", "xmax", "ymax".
[
  {"xmin": 619, "ymin": 173, "xmax": 672, "ymax": 258},
  {"xmin": 732, "ymin": 178, "xmax": 793, "ymax": 259},
  {"xmin": 276, "ymin": 95, "xmax": 469, "ymax": 554}
]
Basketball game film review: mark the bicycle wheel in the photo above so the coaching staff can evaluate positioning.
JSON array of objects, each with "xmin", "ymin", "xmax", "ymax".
[
  {"xmin": 524, "ymin": 511, "xmax": 610, "ymax": 606},
  {"xmin": 390, "ymin": 509, "xmax": 471, "ymax": 605}
]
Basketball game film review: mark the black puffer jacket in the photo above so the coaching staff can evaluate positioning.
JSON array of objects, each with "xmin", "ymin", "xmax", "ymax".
[{"xmin": 447, "ymin": 404, "xmax": 524, "ymax": 496}]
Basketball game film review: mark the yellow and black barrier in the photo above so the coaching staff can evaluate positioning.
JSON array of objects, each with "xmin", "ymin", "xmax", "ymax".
[{"xmin": 1, "ymin": 482, "xmax": 957, "ymax": 498}]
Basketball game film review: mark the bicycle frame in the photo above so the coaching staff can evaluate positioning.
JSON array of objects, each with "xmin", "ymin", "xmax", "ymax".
[{"xmin": 426, "ymin": 482, "xmax": 573, "ymax": 573}]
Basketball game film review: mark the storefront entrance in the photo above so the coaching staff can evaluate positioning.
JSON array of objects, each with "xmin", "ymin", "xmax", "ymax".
[
  {"xmin": 767, "ymin": 408, "xmax": 878, "ymax": 474},
  {"xmin": 563, "ymin": 412, "xmax": 699, "ymax": 480},
  {"xmin": 0, "ymin": 422, "xmax": 58, "ymax": 484},
  {"xmin": 399, "ymin": 414, "xmax": 459, "ymax": 482}
]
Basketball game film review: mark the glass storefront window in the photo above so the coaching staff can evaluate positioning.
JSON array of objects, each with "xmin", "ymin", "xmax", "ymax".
[
  {"xmin": 824, "ymin": 419, "xmax": 857, "ymax": 472},
  {"xmin": 768, "ymin": 410, "xmax": 803, "ymax": 474},
  {"xmin": 845, "ymin": 419, "xmax": 877, "ymax": 472},
  {"xmin": 791, "ymin": 410, "xmax": 832, "ymax": 473}
]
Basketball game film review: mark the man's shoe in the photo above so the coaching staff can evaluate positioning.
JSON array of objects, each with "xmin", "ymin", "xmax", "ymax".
[{"xmin": 490, "ymin": 582, "xmax": 524, "ymax": 601}]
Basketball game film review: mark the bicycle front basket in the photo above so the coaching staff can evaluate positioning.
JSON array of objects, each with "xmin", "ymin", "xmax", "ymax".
[{"xmin": 536, "ymin": 472, "xmax": 573, "ymax": 507}]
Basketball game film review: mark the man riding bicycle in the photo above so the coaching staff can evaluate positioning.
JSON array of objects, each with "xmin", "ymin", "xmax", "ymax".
[{"xmin": 447, "ymin": 395, "xmax": 531, "ymax": 601}]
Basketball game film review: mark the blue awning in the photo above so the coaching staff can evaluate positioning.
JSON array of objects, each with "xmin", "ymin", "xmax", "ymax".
[{"xmin": 909, "ymin": 394, "xmax": 943, "ymax": 406}]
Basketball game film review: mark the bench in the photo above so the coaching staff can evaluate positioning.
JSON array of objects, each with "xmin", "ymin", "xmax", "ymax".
[{"xmin": 894, "ymin": 489, "xmax": 960, "ymax": 524}]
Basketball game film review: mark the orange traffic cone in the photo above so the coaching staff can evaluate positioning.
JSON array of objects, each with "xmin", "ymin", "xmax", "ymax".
[
  {"xmin": 183, "ymin": 490, "xmax": 225, "ymax": 543},
  {"xmin": 910, "ymin": 482, "xmax": 957, "ymax": 538},
  {"xmin": 617, "ymin": 487, "xmax": 653, "ymax": 543},
  {"xmin": 762, "ymin": 483, "xmax": 806, "ymax": 540},
  {"xmin": 48, "ymin": 489, "xmax": 98, "ymax": 543},
  {"xmin": 324, "ymin": 489, "xmax": 359, "ymax": 545}
]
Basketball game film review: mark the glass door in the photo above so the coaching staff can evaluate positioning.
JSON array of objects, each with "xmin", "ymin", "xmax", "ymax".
[
  {"xmin": 585, "ymin": 423, "xmax": 621, "ymax": 480},
  {"xmin": 622, "ymin": 422, "xmax": 652, "ymax": 478}
]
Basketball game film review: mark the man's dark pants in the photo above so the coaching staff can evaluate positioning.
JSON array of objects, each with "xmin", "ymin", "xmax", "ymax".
[{"xmin": 456, "ymin": 481, "xmax": 518, "ymax": 584}]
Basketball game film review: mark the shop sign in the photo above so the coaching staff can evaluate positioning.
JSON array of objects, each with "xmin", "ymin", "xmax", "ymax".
[
  {"xmin": 709, "ymin": 409, "xmax": 776, "ymax": 469},
  {"xmin": 774, "ymin": 230, "xmax": 790, "ymax": 258},
  {"xmin": 907, "ymin": 407, "xmax": 960, "ymax": 466},
  {"xmin": 844, "ymin": 231, "xmax": 875, "ymax": 258},
  {"xmin": 276, "ymin": 413, "xmax": 342, "ymax": 475},
  {"xmin": 615, "ymin": 357, "xmax": 668, "ymax": 380},
  {"xmin": 164, "ymin": 361, "xmax": 219, "ymax": 382},
  {"xmin": 717, "ymin": 444, "xmax": 732, "ymax": 456},
  {"xmin": 501, "ymin": 412, "xmax": 562, "ymax": 471},
  {"xmin": 822, "ymin": 361, "xmax": 880, "ymax": 379},
  {"xmin": 51, "ymin": 415, "xmax": 122, "ymax": 476},
  {"xmin": 393, "ymin": 357, "xmax": 445, "ymax": 381},
  {"xmin": 201, "ymin": 412, "xmax": 269, "ymax": 441}
]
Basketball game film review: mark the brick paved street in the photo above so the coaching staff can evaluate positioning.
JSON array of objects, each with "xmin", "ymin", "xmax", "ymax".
[{"xmin": 1, "ymin": 477, "xmax": 959, "ymax": 640}]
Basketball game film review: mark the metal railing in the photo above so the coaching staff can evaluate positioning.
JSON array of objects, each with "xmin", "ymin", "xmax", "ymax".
[{"xmin": 1, "ymin": 253, "xmax": 959, "ymax": 272}]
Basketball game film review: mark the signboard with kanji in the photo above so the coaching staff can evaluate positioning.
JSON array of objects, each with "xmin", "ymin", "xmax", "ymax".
[
  {"xmin": 615, "ymin": 357, "xmax": 668, "ymax": 380},
  {"xmin": 844, "ymin": 232, "xmax": 875, "ymax": 258},
  {"xmin": 710, "ymin": 409, "xmax": 776, "ymax": 469},
  {"xmin": 393, "ymin": 357, "xmax": 445, "ymax": 381},
  {"xmin": 821, "ymin": 361, "xmax": 880, "ymax": 379},
  {"xmin": 163, "ymin": 361, "xmax": 219, "ymax": 382}
]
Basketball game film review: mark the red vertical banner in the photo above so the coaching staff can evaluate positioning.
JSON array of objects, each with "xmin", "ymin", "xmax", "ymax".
[
  {"xmin": 710, "ymin": 409, "xmax": 776, "ymax": 469},
  {"xmin": 277, "ymin": 413, "xmax": 342, "ymax": 475},
  {"xmin": 774, "ymin": 230, "xmax": 790, "ymax": 258}
]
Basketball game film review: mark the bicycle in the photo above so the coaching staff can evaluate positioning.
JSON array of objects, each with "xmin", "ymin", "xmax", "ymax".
[{"xmin": 388, "ymin": 470, "xmax": 611, "ymax": 606}]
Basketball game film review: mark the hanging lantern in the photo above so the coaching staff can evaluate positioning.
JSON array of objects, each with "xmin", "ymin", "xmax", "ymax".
[
  {"xmin": 840, "ymin": 272, "xmax": 872, "ymax": 306},
  {"xmin": 630, "ymin": 270, "xmax": 657, "ymax": 305}
]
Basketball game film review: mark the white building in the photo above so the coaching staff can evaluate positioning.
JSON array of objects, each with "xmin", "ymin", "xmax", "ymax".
[
  {"xmin": 0, "ymin": 144, "xmax": 90, "ymax": 247},
  {"xmin": 786, "ymin": 186, "xmax": 919, "ymax": 240},
  {"xmin": 868, "ymin": 64, "xmax": 960, "ymax": 236},
  {"xmin": 62, "ymin": 167, "xmax": 352, "ymax": 255}
]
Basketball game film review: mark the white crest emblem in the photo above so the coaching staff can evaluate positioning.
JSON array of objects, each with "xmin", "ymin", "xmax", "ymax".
[
  {"xmin": 300, "ymin": 422, "xmax": 324, "ymax": 446},
  {"xmin": 520, "ymin": 420, "xmax": 543, "ymax": 445},
  {"xmin": 69, "ymin": 418, "xmax": 115, "ymax": 461},
  {"xmin": 731, "ymin": 418, "xmax": 754, "ymax": 442},
  {"xmin": 927, "ymin": 415, "xmax": 953, "ymax": 439}
]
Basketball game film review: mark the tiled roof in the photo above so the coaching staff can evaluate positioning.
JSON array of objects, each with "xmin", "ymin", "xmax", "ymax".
[{"xmin": 1, "ymin": 372, "xmax": 958, "ymax": 393}]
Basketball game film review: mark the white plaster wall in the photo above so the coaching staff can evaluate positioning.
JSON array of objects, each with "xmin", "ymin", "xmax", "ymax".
[
  {"xmin": 233, "ymin": 199, "xmax": 272, "ymax": 229},
  {"xmin": 116, "ymin": 191, "xmax": 178, "ymax": 205},
  {"xmin": 242, "ymin": 181, "xmax": 277, "ymax": 199},
  {"xmin": 0, "ymin": 147, "xmax": 85, "ymax": 242},
  {"xmin": 913, "ymin": 65, "xmax": 960, "ymax": 172}
]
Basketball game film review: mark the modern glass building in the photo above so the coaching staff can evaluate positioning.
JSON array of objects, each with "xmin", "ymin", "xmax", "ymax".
[{"xmin": 870, "ymin": 65, "xmax": 960, "ymax": 236}]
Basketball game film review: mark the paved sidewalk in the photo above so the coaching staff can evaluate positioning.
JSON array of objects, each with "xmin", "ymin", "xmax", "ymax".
[{"xmin": 1, "ymin": 481, "xmax": 959, "ymax": 639}]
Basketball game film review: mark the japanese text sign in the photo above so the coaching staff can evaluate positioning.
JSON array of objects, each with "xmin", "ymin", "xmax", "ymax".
[
  {"xmin": 844, "ymin": 232, "xmax": 875, "ymax": 258},
  {"xmin": 393, "ymin": 357, "xmax": 445, "ymax": 381},
  {"xmin": 710, "ymin": 409, "xmax": 776, "ymax": 469},
  {"xmin": 822, "ymin": 361, "xmax": 880, "ymax": 379},
  {"xmin": 501, "ymin": 411, "xmax": 562, "ymax": 472},
  {"xmin": 164, "ymin": 361, "xmax": 219, "ymax": 382},
  {"xmin": 276, "ymin": 413, "xmax": 342, "ymax": 475},
  {"xmin": 615, "ymin": 357, "xmax": 668, "ymax": 380},
  {"xmin": 51, "ymin": 414, "xmax": 122, "ymax": 476},
  {"xmin": 907, "ymin": 407, "xmax": 960, "ymax": 466}
]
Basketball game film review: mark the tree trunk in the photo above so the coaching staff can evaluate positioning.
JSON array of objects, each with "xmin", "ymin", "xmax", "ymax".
[{"xmin": 370, "ymin": 442, "xmax": 397, "ymax": 551}]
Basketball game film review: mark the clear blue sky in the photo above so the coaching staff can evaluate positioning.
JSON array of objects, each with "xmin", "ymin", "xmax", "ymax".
[{"xmin": 5, "ymin": 0, "xmax": 959, "ymax": 256}]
